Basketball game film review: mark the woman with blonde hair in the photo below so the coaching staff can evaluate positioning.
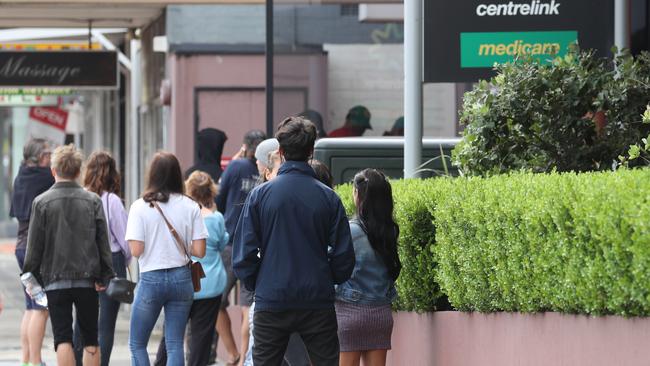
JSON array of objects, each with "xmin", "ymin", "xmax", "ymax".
[
  {"xmin": 73, "ymin": 151, "xmax": 131, "ymax": 366},
  {"xmin": 126, "ymin": 152, "xmax": 207, "ymax": 366}
]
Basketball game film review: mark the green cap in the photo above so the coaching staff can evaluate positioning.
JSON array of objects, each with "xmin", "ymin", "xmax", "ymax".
[{"xmin": 346, "ymin": 105, "xmax": 372, "ymax": 129}]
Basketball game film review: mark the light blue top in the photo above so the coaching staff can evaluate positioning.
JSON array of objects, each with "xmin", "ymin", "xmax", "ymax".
[
  {"xmin": 335, "ymin": 220, "xmax": 397, "ymax": 306},
  {"xmin": 193, "ymin": 212, "xmax": 229, "ymax": 300}
]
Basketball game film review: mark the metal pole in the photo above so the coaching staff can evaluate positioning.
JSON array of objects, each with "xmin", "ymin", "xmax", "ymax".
[
  {"xmin": 128, "ymin": 38, "xmax": 141, "ymax": 206},
  {"xmin": 265, "ymin": 0, "xmax": 274, "ymax": 136},
  {"xmin": 614, "ymin": 0, "xmax": 629, "ymax": 51},
  {"xmin": 404, "ymin": 0, "xmax": 423, "ymax": 179}
]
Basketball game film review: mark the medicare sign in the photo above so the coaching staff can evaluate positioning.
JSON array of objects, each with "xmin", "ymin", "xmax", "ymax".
[{"xmin": 424, "ymin": 0, "xmax": 614, "ymax": 82}]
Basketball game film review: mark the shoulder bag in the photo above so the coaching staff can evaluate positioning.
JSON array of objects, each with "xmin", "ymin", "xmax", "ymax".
[
  {"xmin": 153, "ymin": 202, "xmax": 205, "ymax": 292},
  {"xmin": 104, "ymin": 193, "xmax": 137, "ymax": 304}
]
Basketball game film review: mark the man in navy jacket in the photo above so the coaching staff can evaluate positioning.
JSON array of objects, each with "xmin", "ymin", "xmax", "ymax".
[{"xmin": 233, "ymin": 116, "xmax": 354, "ymax": 365}]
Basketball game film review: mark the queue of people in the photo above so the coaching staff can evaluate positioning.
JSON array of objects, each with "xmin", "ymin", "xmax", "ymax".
[{"xmin": 12, "ymin": 114, "xmax": 401, "ymax": 366}]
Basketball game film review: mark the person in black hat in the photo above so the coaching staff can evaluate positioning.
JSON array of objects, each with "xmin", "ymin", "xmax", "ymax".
[
  {"xmin": 298, "ymin": 109, "xmax": 327, "ymax": 138},
  {"xmin": 328, "ymin": 106, "xmax": 372, "ymax": 137},
  {"xmin": 186, "ymin": 128, "xmax": 228, "ymax": 182}
]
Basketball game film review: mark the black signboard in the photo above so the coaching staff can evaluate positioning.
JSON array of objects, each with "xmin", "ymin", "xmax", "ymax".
[
  {"xmin": 424, "ymin": 0, "xmax": 615, "ymax": 83},
  {"xmin": 0, "ymin": 51, "xmax": 118, "ymax": 88}
]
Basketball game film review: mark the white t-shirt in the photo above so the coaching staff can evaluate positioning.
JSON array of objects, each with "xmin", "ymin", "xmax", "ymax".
[{"xmin": 125, "ymin": 194, "xmax": 208, "ymax": 273}]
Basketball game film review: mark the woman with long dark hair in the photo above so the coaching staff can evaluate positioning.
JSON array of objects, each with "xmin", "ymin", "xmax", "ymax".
[
  {"xmin": 126, "ymin": 152, "xmax": 207, "ymax": 366},
  {"xmin": 336, "ymin": 168, "xmax": 402, "ymax": 366},
  {"xmin": 73, "ymin": 151, "xmax": 130, "ymax": 366}
]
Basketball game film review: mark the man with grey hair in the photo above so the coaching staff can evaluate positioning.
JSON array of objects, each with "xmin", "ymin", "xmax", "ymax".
[
  {"xmin": 254, "ymin": 138, "xmax": 280, "ymax": 177},
  {"xmin": 10, "ymin": 138, "xmax": 54, "ymax": 366}
]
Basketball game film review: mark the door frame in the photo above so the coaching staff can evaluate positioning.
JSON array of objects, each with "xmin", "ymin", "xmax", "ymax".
[{"xmin": 193, "ymin": 86, "xmax": 308, "ymax": 163}]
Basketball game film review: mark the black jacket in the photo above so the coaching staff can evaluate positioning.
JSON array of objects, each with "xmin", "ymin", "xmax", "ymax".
[
  {"xmin": 10, "ymin": 165, "xmax": 54, "ymax": 222},
  {"xmin": 185, "ymin": 128, "xmax": 227, "ymax": 182},
  {"xmin": 23, "ymin": 181, "xmax": 114, "ymax": 286}
]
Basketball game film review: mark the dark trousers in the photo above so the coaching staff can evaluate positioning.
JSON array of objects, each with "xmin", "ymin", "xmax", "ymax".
[
  {"xmin": 73, "ymin": 252, "xmax": 126, "ymax": 366},
  {"xmin": 253, "ymin": 308, "xmax": 339, "ymax": 366},
  {"xmin": 47, "ymin": 288, "xmax": 99, "ymax": 352},
  {"xmin": 155, "ymin": 295, "xmax": 222, "ymax": 366}
]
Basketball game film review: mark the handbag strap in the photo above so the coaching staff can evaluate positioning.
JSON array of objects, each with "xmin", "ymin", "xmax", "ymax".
[
  {"xmin": 152, "ymin": 202, "xmax": 192, "ymax": 263},
  {"xmin": 104, "ymin": 193, "xmax": 132, "ymax": 267},
  {"xmin": 103, "ymin": 193, "xmax": 117, "ymax": 247}
]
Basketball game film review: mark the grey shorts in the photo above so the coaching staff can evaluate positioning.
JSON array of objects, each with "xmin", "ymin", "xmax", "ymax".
[
  {"xmin": 219, "ymin": 245, "xmax": 237, "ymax": 309},
  {"xmin": 239, "ymin": 285, "xmax": 254, "ymax": 307}
]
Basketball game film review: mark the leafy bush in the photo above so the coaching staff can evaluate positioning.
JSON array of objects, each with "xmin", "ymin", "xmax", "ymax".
[
  {"xmin": 336, "ymin": 169, "xmax": 650, "ymax": 316},
  {"xmin": 454, "ymin": 48, "xmax": 650, "ymax": 176}
]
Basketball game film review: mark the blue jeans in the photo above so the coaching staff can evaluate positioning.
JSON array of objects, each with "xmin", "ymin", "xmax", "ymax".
[
  {"xmin": 74, "ymin": 252, "xmax": 127, "ymax": 366},
  {"xmin": 129, "ymin": 266, "xmax": 193, "ymax": 366}
]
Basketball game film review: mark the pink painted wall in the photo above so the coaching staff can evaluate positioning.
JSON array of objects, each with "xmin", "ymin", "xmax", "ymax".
[
  {"xmin": 169, "ymin": 54, "xmax": 265, "ymax": 170},
  {"xmin": 217, "ymin": 309, "xmax": 650, "ymax": 365},
  {"xmin": 388, "ymin": 311, "xmax": 650, "ymax": 366},
  {"xmin": 168, "ymin": 53, "xmax": 327, "ymax": 171}
]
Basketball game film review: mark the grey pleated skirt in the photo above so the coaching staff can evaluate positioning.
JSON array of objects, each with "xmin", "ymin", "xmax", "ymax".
[{"xmin": 335, "ymin": 300, "xmax": 394, "ymax": 352}]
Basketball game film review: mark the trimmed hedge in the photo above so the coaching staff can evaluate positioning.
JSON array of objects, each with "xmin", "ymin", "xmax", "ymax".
[{"xmin": 335, "ymin": 169, "xmax": 650, "ymax": 316}]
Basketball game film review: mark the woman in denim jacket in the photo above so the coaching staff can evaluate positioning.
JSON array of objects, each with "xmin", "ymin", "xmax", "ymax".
[{"xmin": 336, "ymin": 169, "xmax": 402, "ymax": 366}]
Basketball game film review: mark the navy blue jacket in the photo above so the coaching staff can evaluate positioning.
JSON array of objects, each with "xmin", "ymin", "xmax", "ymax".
[
  {"xmin": 232, "ymin": 161, "xmax": 355, "ymax": 311},
  {"xmin": 10, "ymin": 165, "xmax": 55, "ymax": 222},
  {"xmin": 215, "ymin": 158, "xmax": 259, "ymax": 243}
]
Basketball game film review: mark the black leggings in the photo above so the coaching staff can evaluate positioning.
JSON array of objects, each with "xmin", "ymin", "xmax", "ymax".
[{"xmin": 154, "ymin": 295, "xmax": 223, "ymax": 366}]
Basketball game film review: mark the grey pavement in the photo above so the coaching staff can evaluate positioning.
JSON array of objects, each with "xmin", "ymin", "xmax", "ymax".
[{"xmin": 0, "ymin": 248, "xmax": 224, "ymax": 366}]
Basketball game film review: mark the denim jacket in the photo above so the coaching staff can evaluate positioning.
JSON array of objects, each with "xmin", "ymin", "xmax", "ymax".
[{"xmin": 335, "ymin": 220, "xmax": 397, "ymax": 306}]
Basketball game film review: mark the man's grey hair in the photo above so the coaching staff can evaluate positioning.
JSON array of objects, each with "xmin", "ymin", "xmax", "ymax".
[{"xmin": 23, "ymin": 138, "xmax": 50, "ymax": 166}]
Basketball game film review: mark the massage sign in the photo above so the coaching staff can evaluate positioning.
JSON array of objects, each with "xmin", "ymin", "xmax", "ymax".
[
  {"xmin": 0, "ymin": 51, "xmax": 118, "ymax": 88},
  {"xmin": 424, "ymin": 0, "xmax": 615, "ymax": 82}
]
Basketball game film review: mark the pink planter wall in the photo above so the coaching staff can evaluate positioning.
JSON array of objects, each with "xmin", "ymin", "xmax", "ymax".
[{"xmin": 388, "ymin": 311, "xmax": 650, "ymax": 366}]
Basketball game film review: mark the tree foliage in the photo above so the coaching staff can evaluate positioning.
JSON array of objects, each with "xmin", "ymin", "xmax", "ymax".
[{"xmin": 454, "ymin": 48, "xmax": 650, "ymax": 176}]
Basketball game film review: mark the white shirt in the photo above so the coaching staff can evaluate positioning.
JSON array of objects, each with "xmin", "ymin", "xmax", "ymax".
[{"xmin": 125, "ymin": 194, "xmax": 208, "ymax": 273}]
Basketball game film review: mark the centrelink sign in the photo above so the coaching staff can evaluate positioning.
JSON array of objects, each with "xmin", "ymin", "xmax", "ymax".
[
  {"xmin": 424, "ymin": 0, "xmax": 614, "ymax": 83},
  {"xmin": 476, "ymin": 1, "xmax": 561, "ymax": 16}
]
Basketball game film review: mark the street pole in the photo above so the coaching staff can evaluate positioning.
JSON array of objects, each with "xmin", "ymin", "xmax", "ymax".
[
  {"xmin": 266, "ymin": 0, "xmax": 274, "ymax": 137},
  {"xmin": 614, "ymin": 0, "xmax": 629, "ymax": 51},
  {"xmin": 404, "ymin": 0, "xmax": 423, "ymax": 179},
  {"xmin": 128, "ymin": 38, "xmax": 141, "ymax": 206}
]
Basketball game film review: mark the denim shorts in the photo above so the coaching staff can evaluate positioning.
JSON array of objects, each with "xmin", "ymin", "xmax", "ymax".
[{"xmin": 15, "ymin": 247, "xmax": 47, "ymax": 311}]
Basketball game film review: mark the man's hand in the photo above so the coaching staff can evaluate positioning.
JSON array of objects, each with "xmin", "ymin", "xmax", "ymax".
[{"xmin": 95, "ymin": 283, "xmax": 107, "ymax": 292}]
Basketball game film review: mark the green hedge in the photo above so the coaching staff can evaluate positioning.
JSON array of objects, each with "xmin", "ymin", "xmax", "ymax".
[{"xmin": 335, "ymin": 169, "xmax": 650, "ymax": 316}]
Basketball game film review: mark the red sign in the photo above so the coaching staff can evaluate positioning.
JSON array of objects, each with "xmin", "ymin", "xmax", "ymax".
[{"xmin": 29, "ymin": 107, "xmax": 68, "ymax": 131}]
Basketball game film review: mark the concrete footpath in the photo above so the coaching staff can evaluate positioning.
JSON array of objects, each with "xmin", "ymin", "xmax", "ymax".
[{"xmin": 0, "ymin": 241, "xmax": 162, "ymax": 366}]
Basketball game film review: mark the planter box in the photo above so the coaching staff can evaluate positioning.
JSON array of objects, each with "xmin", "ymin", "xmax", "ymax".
[{"xmin": 388, "ymin": 311, "xmax": 650, "ymax": 366}]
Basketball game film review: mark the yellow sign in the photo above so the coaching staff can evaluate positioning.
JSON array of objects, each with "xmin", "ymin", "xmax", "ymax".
[
  {"xmin": 0, "ymin": 43, "xmax": 102, "ymax": 51},
  {"xmin": 0, "ymin": 88, "xmax": 73, "ymax": 95}
]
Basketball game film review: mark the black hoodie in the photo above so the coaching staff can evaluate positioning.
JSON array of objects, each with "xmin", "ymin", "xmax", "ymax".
[
  {"xmin": 10, "ymin": 164, "xmax": 55, "ymax": 222},
  {"xmin": 185, "ymin": 128, "xmax": 228, "ymax": 182}
]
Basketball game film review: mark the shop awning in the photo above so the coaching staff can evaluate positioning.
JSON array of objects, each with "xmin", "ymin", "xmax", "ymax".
[{"xmin": 0, "ymin": 0, "xmax": 401, "ymax": 28}]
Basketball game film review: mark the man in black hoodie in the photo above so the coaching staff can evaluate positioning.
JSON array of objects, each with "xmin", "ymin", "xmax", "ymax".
[
  {"xmin": 185, "ymin": 128, "xmax": 228, "ymax": 182},
  {"xmin": 10, "ymin": 138, "xmax": 55, "ymax": 366}
]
